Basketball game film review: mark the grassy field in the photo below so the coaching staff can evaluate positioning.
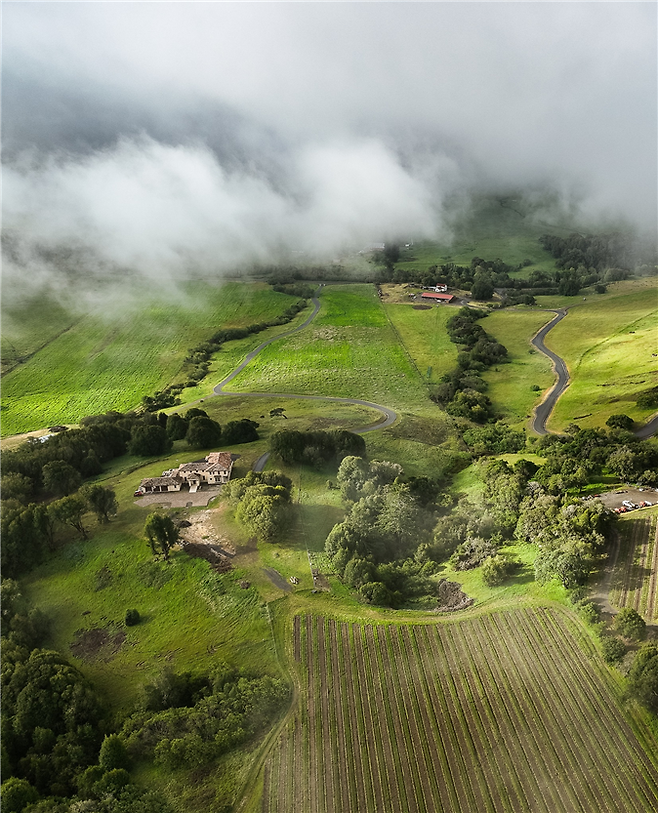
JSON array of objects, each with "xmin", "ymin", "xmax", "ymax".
[
  {"xmin": 610, "ymin": 511, "xmax": 658, "ymax": 624},
  {"xmin": 224, "ymin": 285, "xmax": 430, "ymax": 412},
  {"xmin": 541, "ymin": 281, "xmax": 658, "ymax": 431},
  {"xmin": 1, "ymin": 282, "xmax": 305, "ymax": 437},
  {"xmin": 480, "ymin": 309, "xmax": 556, "ymax": 429},
  {"xmin": 383, "ymin": 301, "xmax": 459, "ymax": 384},
  {"xmin": 255, "ymin": 609, "xmax": 658, "ymax": 813}
]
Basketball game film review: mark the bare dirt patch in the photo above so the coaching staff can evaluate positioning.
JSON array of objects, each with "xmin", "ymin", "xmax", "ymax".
[
  {"xmin": 178, "ymin": 509, "xmax": 235, "ymax": 572},
  {"xmin": 263, "ymin": 567, "xmax": 292, "ymax": 592},
  {"xmin": 412, "ymin": 304, "xmax": 432, "ymax": 310},
  {"xmin": 70, "ymin": 627, "xmax": 126, "ymax": 662}
]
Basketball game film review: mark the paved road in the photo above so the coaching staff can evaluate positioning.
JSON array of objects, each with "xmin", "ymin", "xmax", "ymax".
[
  {"xmin": 530, "ymin": 307, "xmax": 657, "ymax": 439},
  {"xmin": 209, "ymin": 284, "xmax": 398, "ymax": 471},
  {"xmin": 530, "ymin": 309, "xmax": 569, "ymax": 435}
]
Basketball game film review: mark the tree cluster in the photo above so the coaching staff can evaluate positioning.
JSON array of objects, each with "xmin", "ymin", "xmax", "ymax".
[
  {"xmin": 119, "ymin": 665, "xmax": 290, "ymax": 774},
  {"xmin": 224, "ymin": 471, "xmax": 293, "ymax": 543},
  {"xmin": 326, "ymin": 457, "xmax": 443, "ymax": 607},
  {"xmin": 269, "ymin": 429, "xmax": 366, "ymax": 469},
  {"xmin": 430, "ymin": 308, "xmax": 508, "ymax": 423}
]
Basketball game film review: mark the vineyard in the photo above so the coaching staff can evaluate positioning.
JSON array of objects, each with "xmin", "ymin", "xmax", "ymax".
[
  {"xmin": 610, "ymin": 514, "xmax": 658, "ymax": 623},
  {"xmin": 259, "ymin": 609, "xmax": 658, "ymax": 813}
]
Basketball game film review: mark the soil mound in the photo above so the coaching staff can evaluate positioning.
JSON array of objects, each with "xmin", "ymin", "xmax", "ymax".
[{"xmin": 436, "ymin": 579, "xmax": 474, "ymax": 612}]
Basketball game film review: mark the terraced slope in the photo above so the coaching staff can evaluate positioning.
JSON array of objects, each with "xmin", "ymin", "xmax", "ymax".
[{"xmin": 260, "ymin": 609, "xmax": 658, "ymax": 813}]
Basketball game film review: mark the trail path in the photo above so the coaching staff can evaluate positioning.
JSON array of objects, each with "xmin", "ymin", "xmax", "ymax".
[{"xmin": 210, "ymin": 285, "xmax": 398, "ymax": 470}]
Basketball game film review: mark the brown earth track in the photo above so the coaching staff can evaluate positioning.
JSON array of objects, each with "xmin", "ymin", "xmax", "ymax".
[
  {"xmin": 401, "ymin": 626, "xmax": 457, "ymax": 811},
  {"xmin": 439, "ymin": 624, "xmax": 499, "ymax": 813},
  {"xmin": 451, "ymin": 619, "xmax": 530, "ymax": 813},
  {"xmin": 476, "ymin": 615, "xmax": 560, "ymax": 813},
  {"xmin": 305, "ymin": 614, "xmax": 320, "ymax": 813},
  {"xmin": 499, "ymin": 611, "xmax": 616, "ymax": 812},
  {"xmin": 316, "ymin": 619, "xmax": 336, "ymax": 813},
  {"xmin": 328, "ymin": 619, "xmax": 353, "ymax": 813},
  {"xmin": 387, "ymin": 626, "xmax": 438, "ymax": 811},
  {"xmin": 486, "ymin": 613, "xmax": 586, "ymax": 812},
  {"xmin": 340, "ymin": 622, "xmax": 373, "ymax": 812},
  {"xmin": 537, "ymin": 609, "xmax": 658, "ymax": 809},
  {"xmin": 415, "ymin": 625, "xmax": 476, "ymax": 809},
  {"xmin": 633, "ymin": 519, "xmax": 651, "ymax": 613},
  {"xmin": 423, "ymin": 626, "xmax": 486, "ymax": 811},
  {"xmin": 645, "ymin": 518, "xmax": 658, "ymax": 620},
  {"xmin": 292, "ymin": 615, "xmax": 301, "ymax": 662},
  {"xmin": 519, "ymin": 608, "xmax": 655, "ymax": 812},
  {"xmin": 353, "ymin": 625, "xmax": 388, "ymax": 812},
  {"xmin": 461, "ymin": 617, "xmax": 549, "ymax": 813},
  {"xmin": 363, "ymin": 624, "xmax": 403, "ymax": 812},
  {"xmin": 373, "ymin": 625, "xmax": 419, "ymax": 813}
]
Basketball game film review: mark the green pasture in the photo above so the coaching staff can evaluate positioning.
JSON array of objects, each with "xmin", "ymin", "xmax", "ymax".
[
  {"xmin": 383, "ymin": 303, "xmax": 459, "ymax": 383},
  {"xmin": 480, "ymin": 309, "xmax": 556, "ymax": 428},
  {"xmin": 395, "ymin": 194, "xmax": 561, "ymax": 277},
  {"xmin": 542, "ymin": 283, "xmax": 658, "ymax": 430},
  {"xmin": 1, "ymin": 282, "xmax": 302, "ymax": 437},
  {"xmin": 1, "ymin": 294, "xmax": 78, "ymax": 374},
  {"xmin": 226, "ymin": 285, "xmax": 430, "ymax": 412}
]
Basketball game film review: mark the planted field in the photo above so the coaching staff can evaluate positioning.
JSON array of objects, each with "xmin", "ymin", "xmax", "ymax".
[
  {"xmin": 227, "ymin": 285, "xmax": 429, "ymax": 411},
  {"xmin": 610, "ymin": 514, "xmax": 658, "ymax": 623},
  {"xmin": 259, "ymin": 609, "xmax": 658, "ymax": 813},
  {"xmin": 540, "ymin": 284, "xmax": 658, "ymax": 431},
  {"xmin": 1, "ymin": 282, "xmax": 300, "ymax": 436}
]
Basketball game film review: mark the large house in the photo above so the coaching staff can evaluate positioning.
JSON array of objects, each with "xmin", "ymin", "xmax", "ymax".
[{"xmin": 136, "ymin": 452, "xmax": 234, "ymax": 495}]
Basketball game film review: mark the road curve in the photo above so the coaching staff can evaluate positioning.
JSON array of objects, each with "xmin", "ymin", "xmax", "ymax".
[
  {"xmin": 530, "ymin": 309, "xmax": 570, "ymax": 435},
  {"xmin": 209, "ymin": 285, "xmax": 398, "ymax": 470},
  {"xmin": 530, "ymin": 307, "xmax": 657, "ymax": 438}
]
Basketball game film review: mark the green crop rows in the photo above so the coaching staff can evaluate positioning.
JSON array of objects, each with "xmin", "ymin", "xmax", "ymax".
[
  {"xmin": 610, "ymin": 514, "xmax": 658, "ymax": 623},
  {"xmin": 259, "ymin": 609, "xmax": 658, "ymax": 813}
]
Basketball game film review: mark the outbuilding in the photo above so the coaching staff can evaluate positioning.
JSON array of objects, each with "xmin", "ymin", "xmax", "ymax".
[{"xmin": 420, "ymin": 292, "xmax": 454, "ymax": 303}]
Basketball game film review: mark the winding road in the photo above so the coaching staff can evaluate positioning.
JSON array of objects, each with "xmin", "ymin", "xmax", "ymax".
[
  {"xmin": 530, "ymin": 307, "xmax": 657, "ymax": 438},
  {"xmin": 530, "ymin": 309, "xmax": 570, "ymax": 435},
  {"xmin": 209, "ymin": 285, "xmax": 398, "ymax": 470}
]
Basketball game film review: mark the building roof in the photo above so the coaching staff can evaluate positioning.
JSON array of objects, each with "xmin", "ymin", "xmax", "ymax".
[
  {"xmin": 140, "ymin": 476, "xmax": 182, "ymax": 488},
  {"xmin": 205, "ymin": 452, "xmax": 233, "ymax": 468},
  {"xmin": 421, "ymin": 292, "xmax": 454, "ymax": 301}
]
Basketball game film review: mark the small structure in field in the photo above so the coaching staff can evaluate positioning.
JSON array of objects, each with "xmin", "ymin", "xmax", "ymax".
[
  {"xmin": 136, "ymin": 452, "xmax": 233, "ymax": 496},
  {"xmin": 421, "ymin": 292, "xmax": 454, "ymax": 303}
]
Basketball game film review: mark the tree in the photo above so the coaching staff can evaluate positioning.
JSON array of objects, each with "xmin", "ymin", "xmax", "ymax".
[
  {"xmin": 41, "ymin": 460, "xmax": 82, "ymax": 496},
  {"xmin": 125, "ymin": 609, "xmax": 141, "ymax": 627},
  {"xmin": 128, "ymin": 425, "xmax": 172, "ymax": 457},
  {"xmin": 222, "ymin": 419, "xmax": 260, "ymax": 445},
  {"xmin": 0, "ymin": 473, "xmax": 34, "ymax": 504},
  {"xmin": 99, "ymin": 734, "xmax": 130, "ymax": 771},
  {"xmin": 613, "ymin": 607, "xmax": 646, "ymax": 640},
  {"xmin": 80, "ymin": 484, "xmax": 118, "ymax": 524},
  {"xmin": 337, "ymin": 456, "xmax": 368, "ymax": 501},
  {"xmin": 144, "ymin": 513, "xmax": 178, "ymax": 560},
  {"xmin": 471, "ymin": 277, "xmax": 494, "ymax": 300},
  {"xmin": 627, "ymin": 643, "xmax": 658, "ymax": 713},
  {"xmin": 185, "ymin": 416, "xmax": 222, "ymax": 449},
  {"xmin": 0, "ymin": 778, "xmax": 40, "ymax": 813},
  {"xmin": 166, "ymin": 413, "xmax": 189, "ymax": 441},
  {"xmin": 50, "ymin": 495, "xmax": 88, "ymax": 539}
]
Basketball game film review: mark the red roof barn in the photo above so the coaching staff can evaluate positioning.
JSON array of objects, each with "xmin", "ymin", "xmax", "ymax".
[{"xmin": 420, "ymin": 292, "xmax": 455, "ymax": 302}]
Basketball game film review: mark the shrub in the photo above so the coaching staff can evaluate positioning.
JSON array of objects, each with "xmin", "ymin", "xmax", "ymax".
[
  {"xmin": 125, "ymin": 609, "xmax": 141, "ymax": 626},
  {"xmin": 481, "ymin": 555, "xmax": 513, "ymax": 587},
  {"xmin": 613, "ymin": 608, "xmax": 646, "ymax": 640},
  {"xmin": 601, "ymin": 637, "xmax": 626, "ymax": 664}
]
